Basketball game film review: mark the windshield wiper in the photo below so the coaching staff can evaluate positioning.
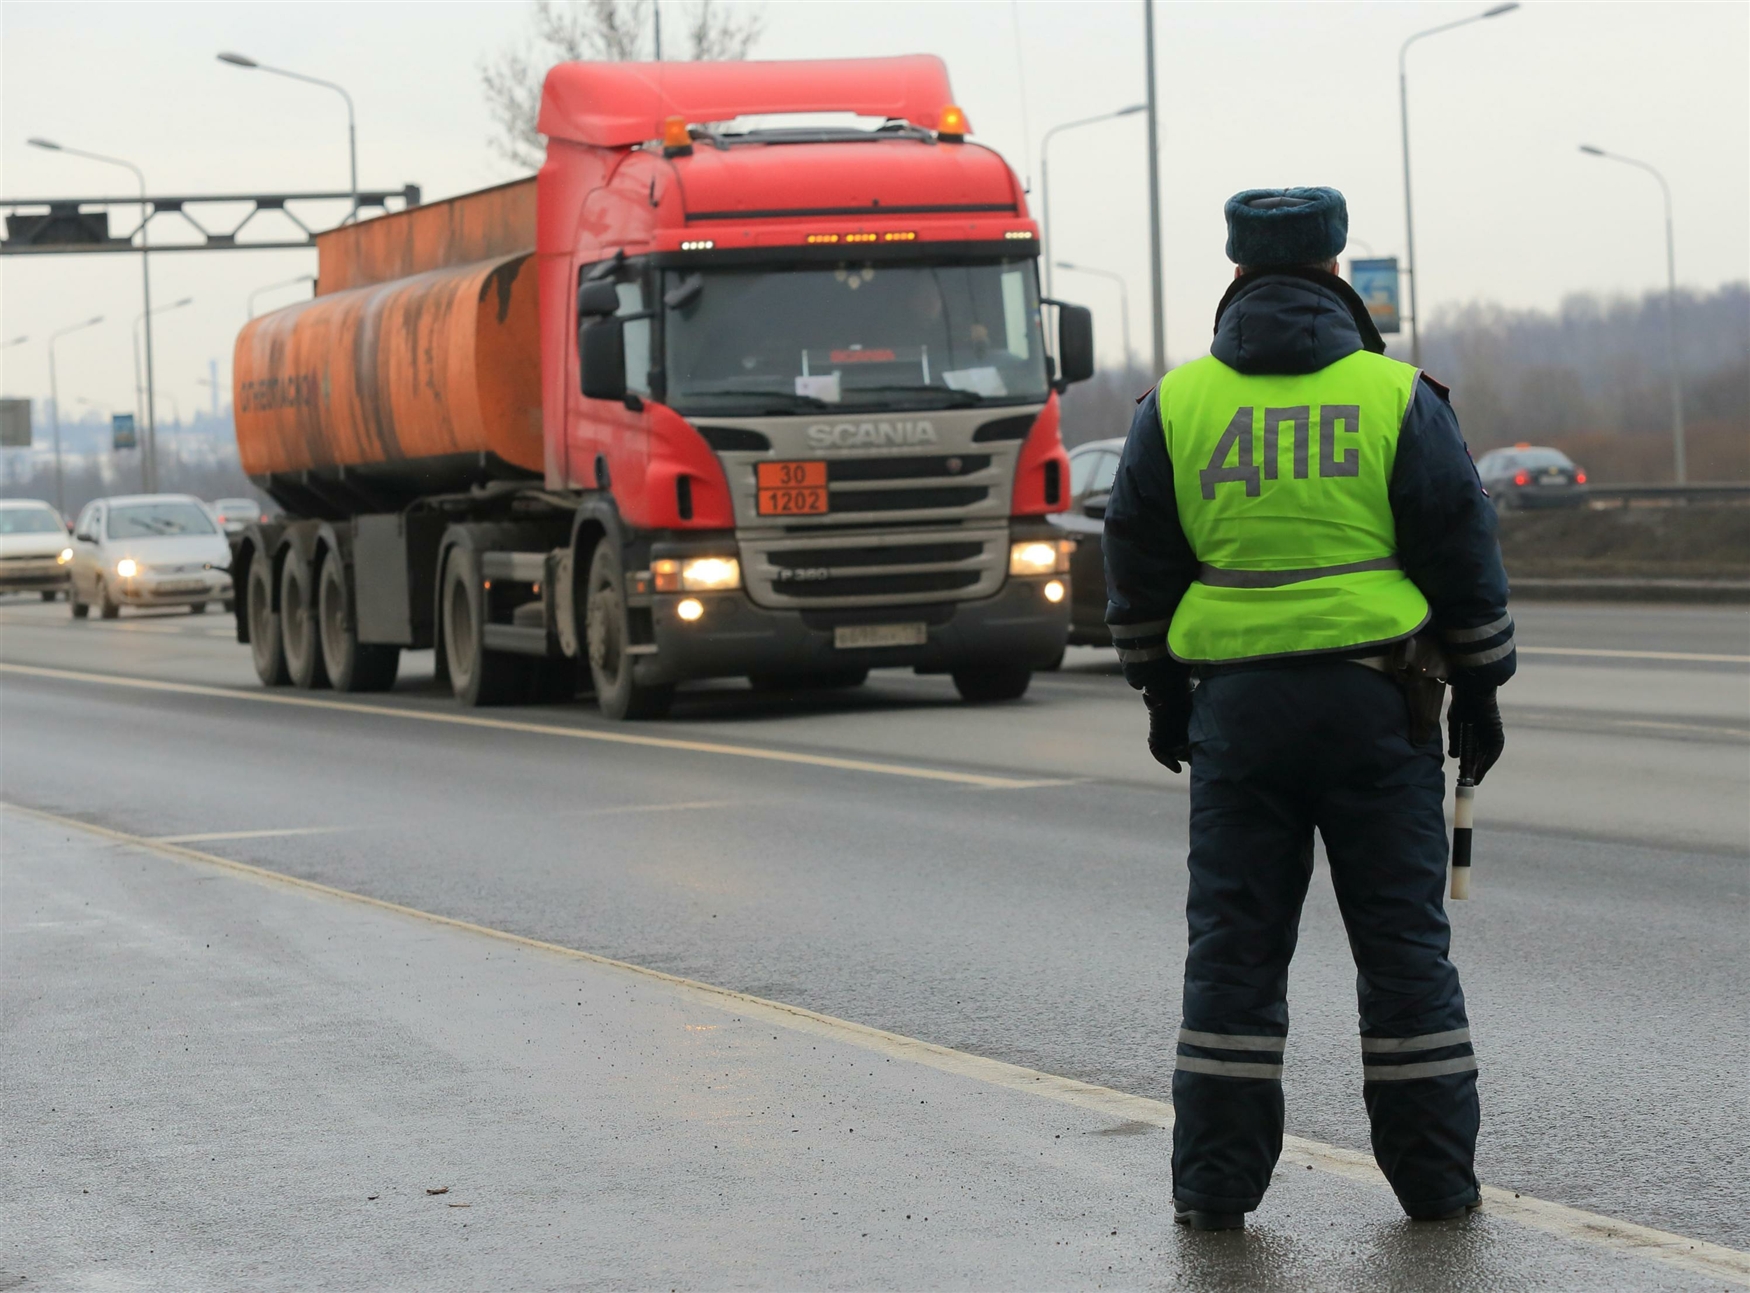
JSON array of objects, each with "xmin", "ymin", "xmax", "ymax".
[
  {"xmin": 839, "ymin": 385, "xmax": 987, "ymax": 408},
  {"xmin": 683, "ymin": 389, "xmax": 835, "ymax": 410}
]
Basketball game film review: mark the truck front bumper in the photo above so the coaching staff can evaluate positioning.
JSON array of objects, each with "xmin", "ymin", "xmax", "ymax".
[{"xmin": 635, "ymin": 577, "xmax": 1070, "ymax": 685}]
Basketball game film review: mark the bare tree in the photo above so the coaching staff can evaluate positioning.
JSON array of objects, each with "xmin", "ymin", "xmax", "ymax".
[{"xmin": 481, "ymin": 0, "xmax": 764, "ymax": 171}]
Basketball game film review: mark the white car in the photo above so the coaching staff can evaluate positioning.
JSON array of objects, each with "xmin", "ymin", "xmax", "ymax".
[
  {"xmin": 212, "ymin": 497, "xmax": 264, "ymax": 534},
  {"xmin": 0, "ymin": 498, "xmax": 73, "ymax": 601},
  {"xmin": 68, "ymin": 494, "xmax": 234, "ymax": 619}
]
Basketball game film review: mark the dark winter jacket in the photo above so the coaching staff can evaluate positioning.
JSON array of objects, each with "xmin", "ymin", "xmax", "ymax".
[{"xmin": 1102, "ymin": 269, "xmax": 1516, "ymax": 692}]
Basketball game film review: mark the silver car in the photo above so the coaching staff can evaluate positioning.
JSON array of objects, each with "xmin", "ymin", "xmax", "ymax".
[
  {"xmin": 212, "ymin": 497, "xmax": 264, "ymax": 534},
  {"xmin": 0, "ymin": 499, "xmax": 73, "ymax": 601},
  {"xmin": 68, "ymin": 494, "xmax": 234, "ymax": 619}
]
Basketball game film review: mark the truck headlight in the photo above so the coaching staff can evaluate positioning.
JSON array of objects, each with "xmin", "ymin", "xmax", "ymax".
[
  {"xmin": 57, "ymin": 548, "xmax": 73, "ymax": 565},
  {"xmin": 654, "ymin": 556, "xmax": 741, "ymax": 592},
  {"xmin": 115, "ymin": 558, "xmax": 138, "ymax": 578},
  {"xmin": 1009, "ymin": 540, "xmax": 1070, "ymax": 577}
]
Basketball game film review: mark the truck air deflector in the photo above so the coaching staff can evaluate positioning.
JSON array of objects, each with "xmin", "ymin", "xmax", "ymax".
[{"xmin": 539, "ymin": 56, "xmax": 956, "ymax": 147}]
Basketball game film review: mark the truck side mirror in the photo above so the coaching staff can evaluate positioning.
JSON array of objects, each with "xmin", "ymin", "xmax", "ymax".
[
  {"xmin": 1054, "ymin": 303, "xmax": 1095, "ymax": 391},
  {"xmin": 577, "ymin": 280, "xmax": 621, "ymax": 319},
  {"xmin": 580, "ymin": 318, "xmax": 627, "ymax": 402}
]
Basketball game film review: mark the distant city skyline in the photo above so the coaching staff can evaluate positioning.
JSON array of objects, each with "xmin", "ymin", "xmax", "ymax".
[{"xmin": 2, "ymin": 1, "xmax": 1745, "ymax": 425}]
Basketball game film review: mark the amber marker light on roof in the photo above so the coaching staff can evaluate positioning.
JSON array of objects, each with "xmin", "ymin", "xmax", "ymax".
[
  {"xmin": 845, "ymin": 232, "xmax": 878, "ymax": 243},
  {"xmin": 883, "ymin": 231, "xmax": 917, "ymax": 241},
  {"xmin": 806, "ymin": 233, "xmax": 841, "ymax": 244},
  {"xmin": 938, "ymin": 104, "xmax": 970, "ymax": 141},
  {"xmin": 662, "ymin": 115, "xmax": 693, "ymax": 156}
]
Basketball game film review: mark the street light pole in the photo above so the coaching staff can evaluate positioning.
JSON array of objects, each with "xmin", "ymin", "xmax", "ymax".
[
  {"xmin": 28, "ymin": 137, "xmax": 159, "ymax": 489},
  {"xmin": 46, "ymin": 315, "xmax": 104, "ymax": 518},
  {"xmin": 1056, "ymin": 261, "xmax": 1132, "ymax": 372},
  {"xmin": 1399, "ymin": 2, "xmax": 1519, "ymax": 366},
  {"xmin": 1039, "ymin": 104, "xmax": 1145, "ymax": 303},
  {"xmin": 1580, "ymin": 144, "xmax": 1686, "ymax": 483},
  {"xmin": 218, "ymin": 52, "xmax": 358, "ymax": 222},
  {"xmin": 131, "ymin": 297, "xmax": 193, "ymax": 492},
  {"xmin": 1144, "ymin": 0, "xmax": 1166, "ymax": 375},
  {"xmin": 248, "ymin": 273, "xmax": 317, "ymax": 319}
]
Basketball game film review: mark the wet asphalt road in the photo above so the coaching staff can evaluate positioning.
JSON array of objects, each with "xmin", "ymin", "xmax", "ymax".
[{"xmin": 2, "ymin": 595, "xmax": 1745, "ymax": 1283}]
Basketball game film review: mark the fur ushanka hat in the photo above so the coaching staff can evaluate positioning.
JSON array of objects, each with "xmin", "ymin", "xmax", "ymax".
[{"xmin": 1224, "ymin": 187, "xmax": 1349, "ymax": 269}]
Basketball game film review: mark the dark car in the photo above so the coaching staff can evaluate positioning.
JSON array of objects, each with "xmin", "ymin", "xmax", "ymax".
[
  {"xmin": 1475, "ymin": 445, "xmax": 1588, "ymax": 509},
  {"xmin": 1049, "ymin": 438, "xmax": 1125, "ymax": 646}
]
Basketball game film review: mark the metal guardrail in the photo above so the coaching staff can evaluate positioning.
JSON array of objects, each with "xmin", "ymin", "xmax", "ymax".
[{"xmin": 1581, "ymin": 483, "xmax": 1750, "ymax": 506}]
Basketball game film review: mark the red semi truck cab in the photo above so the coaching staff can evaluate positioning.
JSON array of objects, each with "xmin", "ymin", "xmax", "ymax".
[{"xmin": 231, "ymin": 56, "xmax": 1093, "ymax": 717}]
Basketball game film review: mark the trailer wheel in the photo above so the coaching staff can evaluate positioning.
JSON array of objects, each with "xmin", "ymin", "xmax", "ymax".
[
  {"xmin": 951, "ymin": 662, "xmax": 1032, "ymax": 703},
  {"xmin": 319, "ymin": 556, "xmax": 399, "ymax": 693},
  {"xmin": 247, "ymin": 554, "xmax": 290, "ymax": 686},
  {"xmin": 585, "ymin": 542, "xmax": 672, "ymax": 721},
  {"xmin": 279, "ymin": 547, "xmax": 330, "ymax": 689},
  {"xmin": 441, "ymin": 547, "xmax": 523, "ymax": 706}
]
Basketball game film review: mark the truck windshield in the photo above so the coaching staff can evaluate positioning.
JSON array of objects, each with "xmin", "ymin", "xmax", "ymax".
[{"xmin": 663, "ymin": 260, "xmax": 1049, "ymax": 416}]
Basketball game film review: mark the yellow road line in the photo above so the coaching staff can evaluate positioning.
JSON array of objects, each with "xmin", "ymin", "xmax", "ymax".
[
  {"xmin": 0, "ymin": 661, "xmax": 1050, "ymax": 790},
  {"xmin": 1519, "ymin": 645, "xmax": 1750, "ymax": 664},
  {"xmin": 153, "ymin": 826, "xmax": 347, "ymax": 844},
  {"xmin": 6, "ymin": 800, "xmax": 1746, "ymax": 1286}
]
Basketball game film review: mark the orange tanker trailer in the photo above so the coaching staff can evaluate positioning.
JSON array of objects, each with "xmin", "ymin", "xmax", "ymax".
[
  {"xmin": 228, "ymin": 56, "xmax": 1090, "ymax": 719},
  {"xmin": 234, "ymin": 178, "xmax": 542, "ymax": 508}
]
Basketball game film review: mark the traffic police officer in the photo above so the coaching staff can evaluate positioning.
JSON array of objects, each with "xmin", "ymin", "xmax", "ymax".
[{"xmin": 1103, "ymin": 188, "xmax": 1516, "ymax": 1230}]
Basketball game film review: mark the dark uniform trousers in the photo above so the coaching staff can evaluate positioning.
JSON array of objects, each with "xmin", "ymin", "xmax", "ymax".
[{"xmin": 1172, "ymin": 660, "xmax": 1480, "ymax": 1218}]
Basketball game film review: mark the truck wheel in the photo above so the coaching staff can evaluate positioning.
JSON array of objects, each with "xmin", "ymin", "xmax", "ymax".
[
  {"xmin": 442, "ymin": 547, "xmax": 523, "ymax": 706},
  {"xmin": 319, "ymin": 556, "xmax": 399, "ymax": 693},
  {"xmin": 247, "ymin": 555, "xmax": 290, "ymax": 686},
  {"xmin": 952, "ymin": 662, "xmax": 1032, "ymax": 703},
  {"xmin": 585, "ymin": 542, "xmax": 672, "ymax": 721},
  {"xmin": 96, "ymin": 579, "xmax": 120, "ymax": 620},
  {"xmin": 279, "ymin": 547, "xmax": 330, "ymax": 689}
]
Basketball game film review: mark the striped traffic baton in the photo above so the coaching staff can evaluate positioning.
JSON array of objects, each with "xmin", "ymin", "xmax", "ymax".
[{"xmin": 1450, "ymin": 722, "xmax": 1476, "ymax": 900}]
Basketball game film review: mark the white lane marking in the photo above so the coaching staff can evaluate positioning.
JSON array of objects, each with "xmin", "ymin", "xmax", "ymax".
[
  {"xmin": 155, "ymin": 802, "xmax": 743, "ymax": 844},
  {"xmin": 0, "ymin": 662, "xmax": 1051, "ymax": 791},
  {"xmin": 152, "ymin": 826, "xmax": 349, "ymax": 844},
  {"xmin": 8, "ymin": 800, "xmax": 1746, "ymax": 1287},
  {"xmin": 1519, "ymin": 646, "xmax": 1750, "ymax": 664},
  {"xmin": 1616, "ymin": 718, "xmax": 1750, "ymax": 738}
]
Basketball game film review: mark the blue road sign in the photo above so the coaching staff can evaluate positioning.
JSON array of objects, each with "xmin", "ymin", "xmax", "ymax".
[
  {"xmin": 112, "ymin": 413, "xmax": 136, "ymax": 450},
  {"xmin": 1350, "ymin": 258, "xmax": 1401, "ymax": 335}
]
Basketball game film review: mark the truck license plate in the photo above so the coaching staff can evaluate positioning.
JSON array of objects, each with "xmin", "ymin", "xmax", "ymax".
[
  {"xmin": 757, "ymin": 461, "xmax": 829, "ymax": 516},
  {"xmin": 834, "ymin": 622, "xmax": 927, "ymax": 650}
]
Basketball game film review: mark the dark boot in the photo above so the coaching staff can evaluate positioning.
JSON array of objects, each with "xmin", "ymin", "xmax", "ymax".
[{"xmin": 1174, "ymin": 1202, "xmax": 1246, "ymax": 1231}]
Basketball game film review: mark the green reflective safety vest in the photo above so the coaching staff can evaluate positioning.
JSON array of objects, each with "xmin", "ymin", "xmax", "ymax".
[{"xmin": 1161, "ymin": 350, "xmax": 1431, "ymax": 664}]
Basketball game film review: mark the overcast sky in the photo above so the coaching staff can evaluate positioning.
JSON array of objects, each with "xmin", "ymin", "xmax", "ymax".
[{"xmin": 2, "ymin": 1, "xmax": 1745, "ymax": 427}]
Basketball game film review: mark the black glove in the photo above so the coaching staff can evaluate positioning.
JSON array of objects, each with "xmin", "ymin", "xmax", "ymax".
[
  {"xmin": 1447, "ymin": 683, "xmax": 1505, "ymax": 785},
  {"xmin": 1144, "ymin": 685, "xmax": 1192, "ymax": 773}
]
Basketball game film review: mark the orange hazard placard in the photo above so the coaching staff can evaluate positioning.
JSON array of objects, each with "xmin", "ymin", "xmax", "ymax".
[{"xmin": 756, "ymin": 461, "xmax": 829, "ymax": 516}]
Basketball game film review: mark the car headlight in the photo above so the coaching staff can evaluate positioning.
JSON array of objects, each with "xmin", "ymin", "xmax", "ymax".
[
  {"xmin": 57, "ymin": 548, "xmax": 73, "ymax": 565},
  {"xmin": 1009, "ymin": 539, "xmax": 1070, "ymax": 577},
  {"xmin": 115, "ymin": 558, "xmax": 138, "ymax": 578},
  {"xmin": 653, "ymin": 555, "xmax": 741, "ymax": 592}
]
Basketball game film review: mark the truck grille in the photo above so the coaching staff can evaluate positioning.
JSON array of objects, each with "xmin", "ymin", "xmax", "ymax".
[{"xmin": 741, "ymin": 526, "xmax": 1008, "ymax": 609}]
